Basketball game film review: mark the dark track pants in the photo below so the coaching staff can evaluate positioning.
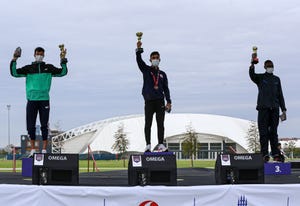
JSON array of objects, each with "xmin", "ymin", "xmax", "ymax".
[
  {"xmin": 26, "ymin": 100, "xmax": 50, "ymax": 140},
  {"xmin": 144, "ymin": 99, "xmax": 165, "ymax": 145},
  {"xmin": 257, "ymin": 108, "xmax": 280, "ymax": 157}
]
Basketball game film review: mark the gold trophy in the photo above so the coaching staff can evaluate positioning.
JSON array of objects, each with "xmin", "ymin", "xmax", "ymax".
[
  {"xmin": 251, "ymin": 46, "xmax": 259, "ymax": 64},
  {"xmin": 59, "ymin": 44, "xmax": 66, "ymax": 59},
  {"xmin": 136, "ymin": 32, "xmax": 143, "ymax": 42}
]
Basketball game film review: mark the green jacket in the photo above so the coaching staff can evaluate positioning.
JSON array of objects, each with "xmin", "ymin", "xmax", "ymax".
[{"xmin": 10, "ymin": 59, "xmax": 68, "ymax": 101}]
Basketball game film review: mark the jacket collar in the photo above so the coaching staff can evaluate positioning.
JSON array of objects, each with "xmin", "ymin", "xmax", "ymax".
[{"xmin": 32, "ymin": 61, "xmax": 45, "ymax": 65}]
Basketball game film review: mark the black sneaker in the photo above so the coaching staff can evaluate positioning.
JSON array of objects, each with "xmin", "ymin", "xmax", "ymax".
[
  {"xmin": 263, "ymin": 155, "xmax": 270, "ymax": 163},
  {"xmin": 273, "ymin": 155, "xmax": 283, "ymax": 162}
]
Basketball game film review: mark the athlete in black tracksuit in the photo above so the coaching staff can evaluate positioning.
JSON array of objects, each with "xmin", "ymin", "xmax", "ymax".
[
  {"xmin": 136, "ymin": 44, "xmax": 171, "ymax": 152},
  {"xmin": 249, "ymin": 60, "xmax": 287, "ymax": 162}
]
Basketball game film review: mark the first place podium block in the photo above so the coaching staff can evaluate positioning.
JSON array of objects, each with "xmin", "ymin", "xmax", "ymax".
[{"xmin": 128, "ymin": 152, "xmax": 177, "ymax": 186}]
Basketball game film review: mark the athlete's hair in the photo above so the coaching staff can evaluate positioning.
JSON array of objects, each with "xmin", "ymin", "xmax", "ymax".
[
  {"xmin": 34, "ymin": 47, "xmax": 45, "ymax": 54},
  {"xmin": 264, "ymin": 60, "xmax": 273, "ymax": 65},
  {"xmin": 150, "ymin": 51, "xmax": 160, "ymax": 58}
]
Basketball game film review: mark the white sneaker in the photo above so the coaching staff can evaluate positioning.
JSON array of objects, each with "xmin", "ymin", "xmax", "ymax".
[
  {"xmin": 41, "ymin": 149, "xmax": 47, "ymax": 154},
  {"xmin": 145, "ymin": 144, "xmax": 151, "ymax": 152},
  {"xmin": 157, "ymin": 144, "xmax": 168, "ymax": 152},
  {"xmin": 28, "ymin": 149, "xmax": 36, "ymax": 158}
]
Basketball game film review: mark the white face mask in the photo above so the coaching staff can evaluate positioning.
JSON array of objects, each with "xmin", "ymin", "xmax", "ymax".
[
  {"xmin": 266, "ymin": 67, "xmax": 274, "ymax": 73},
  {"xmin": 151, "ymin": 59, "xmax": 160, "ymax": 67},
  {"xmin": 35, "ymin": 55, "xmax": 44, "ymax": 62}
]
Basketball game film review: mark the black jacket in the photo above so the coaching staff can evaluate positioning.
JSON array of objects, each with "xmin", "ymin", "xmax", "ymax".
[
  {"xmin": 136, "ymin": 48, "xmax": 171, "ymax": 103},
  {"xmin": 249, "ymin": 65, "xmax": 286, "ymax": 111}
]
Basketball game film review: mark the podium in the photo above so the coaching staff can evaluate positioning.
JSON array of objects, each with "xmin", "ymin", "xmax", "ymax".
[
  {"xmin": 128, "ymin": 152, "xmax": 177, "ymax": 186},
  {"xmin": 32, "ymin": 153, "xmax": 79, "ymax": 185},
  {"xmin": 264, "ymin": 162, "xmax": 291, "ymax": 175},
  {"xmin": 215, "ymin": 153, "xmax": 264, "ymax": 184},
  {"xmin": 22, "ymin": 158, "xmax": 33, "ymax": 177}
]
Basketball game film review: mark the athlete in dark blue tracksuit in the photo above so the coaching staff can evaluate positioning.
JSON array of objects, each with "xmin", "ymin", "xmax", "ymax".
[
  {"xmin": 136, "ymin": 41, "xmax": 171, "ymax": 152},
  {"xmin": 249, "ymin": 60, "xmax": 287, "ymax": 162}
]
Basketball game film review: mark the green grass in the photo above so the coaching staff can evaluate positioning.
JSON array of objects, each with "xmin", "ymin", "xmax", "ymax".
[
  {"xmin": 177, "ymin": 159, "xmax": 215, "ymax": 168},
  {"xmin": 0, "ymin": 159, "xmax": 216, "ymax": 173},
  {"xmin": 0, "ymin": 160, "xmax": 22, "ymax": 168}
]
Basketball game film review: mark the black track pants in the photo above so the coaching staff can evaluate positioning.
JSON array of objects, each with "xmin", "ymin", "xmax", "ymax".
[
  {"xmin": 144, "ymin": 99, "xmax": 165, "ymax": 145},
  {"xmin": 26, "ymin": 100, "xmax": 50, "ymax": 141}
]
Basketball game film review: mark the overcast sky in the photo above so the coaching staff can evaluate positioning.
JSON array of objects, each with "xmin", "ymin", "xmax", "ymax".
[{"xmin": 0, "ymin": 0, "xmax": 299, "ymax": 147}]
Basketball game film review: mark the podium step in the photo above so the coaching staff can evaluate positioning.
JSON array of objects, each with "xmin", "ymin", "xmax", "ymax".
[{"xmin": 264, "ymin": 162, "xmax": 291, "ymax": 175}]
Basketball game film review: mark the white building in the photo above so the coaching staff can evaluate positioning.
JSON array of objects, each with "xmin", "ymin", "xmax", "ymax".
[{"xmin": 52, "ymin": 113, "xmax": 253, "ymax": 159}]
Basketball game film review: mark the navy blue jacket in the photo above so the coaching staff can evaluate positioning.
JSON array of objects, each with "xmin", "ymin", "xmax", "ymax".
[
  {"xmin": 136, "ymin": 48, "xmax": 171, "ymax": 103},
  {"xmin": 249, "ymin": 65, "xmax": 286, "ymax": 111}
]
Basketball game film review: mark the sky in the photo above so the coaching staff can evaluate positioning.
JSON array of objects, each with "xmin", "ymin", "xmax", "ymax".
[{"xmin": 0, "ymin": 0, "xmax": 299, "ymax": 147}]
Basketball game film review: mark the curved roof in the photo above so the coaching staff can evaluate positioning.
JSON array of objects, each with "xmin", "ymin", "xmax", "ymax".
[{"xmin": 52, "ymin": 113, "xmax": 252, "ymax": 154}]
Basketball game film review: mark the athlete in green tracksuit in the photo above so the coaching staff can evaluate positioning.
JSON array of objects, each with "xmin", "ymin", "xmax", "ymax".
[{"xmin": 10, "ymin": 46, "xmax": 68, "ymax": 156}]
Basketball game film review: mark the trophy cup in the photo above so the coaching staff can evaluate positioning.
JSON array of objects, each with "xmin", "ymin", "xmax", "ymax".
[
  {"xmin": 251, "ymin": 46, "xmax": 259, "ymax": 64},
  {"xmin": 14, "ymin": 47, "xmax": 22, "ymax": 58},
  {"xmin": 59, "ymin": 44, "xmax": 66, "ymax": 59},
  {"xmin": 136, "ymin": 32, "xmax": 143, "ymax": 42}
]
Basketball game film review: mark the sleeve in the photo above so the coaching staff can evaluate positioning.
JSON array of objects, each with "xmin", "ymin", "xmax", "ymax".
[
  {"xmin": 278, "ymin": 79, "xmax": 287, "ymax": 112},
  {"xmin": 249, "ymin": 64, "xmax": 260, "ymax": 84},
  {"xmin": 136, "ymin": 48, "xmax": 147, "ymax": 73},
  {"xmin": 10, "ymin": 61, "xmax": 27, "ymax": 77},
  {"xmin": 50, "ymin": 59, "xmax": 68, "ymax": 77},
  {"xmin": 163, "ymin": 73, "xmax": 171, "ymax": 104}
]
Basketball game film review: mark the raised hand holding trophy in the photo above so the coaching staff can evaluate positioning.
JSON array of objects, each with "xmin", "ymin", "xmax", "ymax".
[
  {"xmin": 14, "ymin": 47, "xmax": 22, "ymax": 57},
  {"xmin": 13, "ymin": 47, "xmax": 22, "ymax": 60},
  {"xmin": 251, "ymin": 46, "xmax": 259, "ymax": 64},
  {"xmin": 59, "ymin": 44, "xmax": 67, "ymax": 59}
]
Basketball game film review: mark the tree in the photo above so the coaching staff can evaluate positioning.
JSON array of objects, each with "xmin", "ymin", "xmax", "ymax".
[
  {"xmin": 292, "ymin": 147, "xmax": 300, "ymax": 158},
  {"xmin": 284, "ymin": 140, "xmax": 296, "ymax": 159},
  {"xmin": 246, "ymin": 121, "xmax": 260, "ymax": 153},
  {"xmin": 111, "ymin": 123, "xmax": 129, "ymax": 167},
  {"xmin": 182, "ymin": 123, "xmax": 198, "ymax": 167},
  {"xmin": 0, "ymin": 148, "xmax": 7, "ymax": 155}
]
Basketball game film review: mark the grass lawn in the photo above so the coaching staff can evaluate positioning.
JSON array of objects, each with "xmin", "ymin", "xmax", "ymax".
[{"xmin": 0, "ymin": 159, "xmax": 216, "ymax": 173}]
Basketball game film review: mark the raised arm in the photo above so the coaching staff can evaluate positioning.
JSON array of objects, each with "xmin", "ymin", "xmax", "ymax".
[
  {"xmin": 136, "ymin": 41, "xmax": 147, "ymax": 72},
  {"xmin": 10, "ymin": 61, "xmax": 29, "ymax": 77},
  {"xmin": 52, "ymin": 46, "xmax": 68, "ymax": 77},
  {"xmin": 50, "ymin": 58, "xmax": 68, "ymax": 77},
  {"xmin": 10, "ymin": 47, "xmax": 27, "ymax": 77},
  {"xmin": 249, "ymin": 63, "xmax": 260, "ymax": 84}
]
